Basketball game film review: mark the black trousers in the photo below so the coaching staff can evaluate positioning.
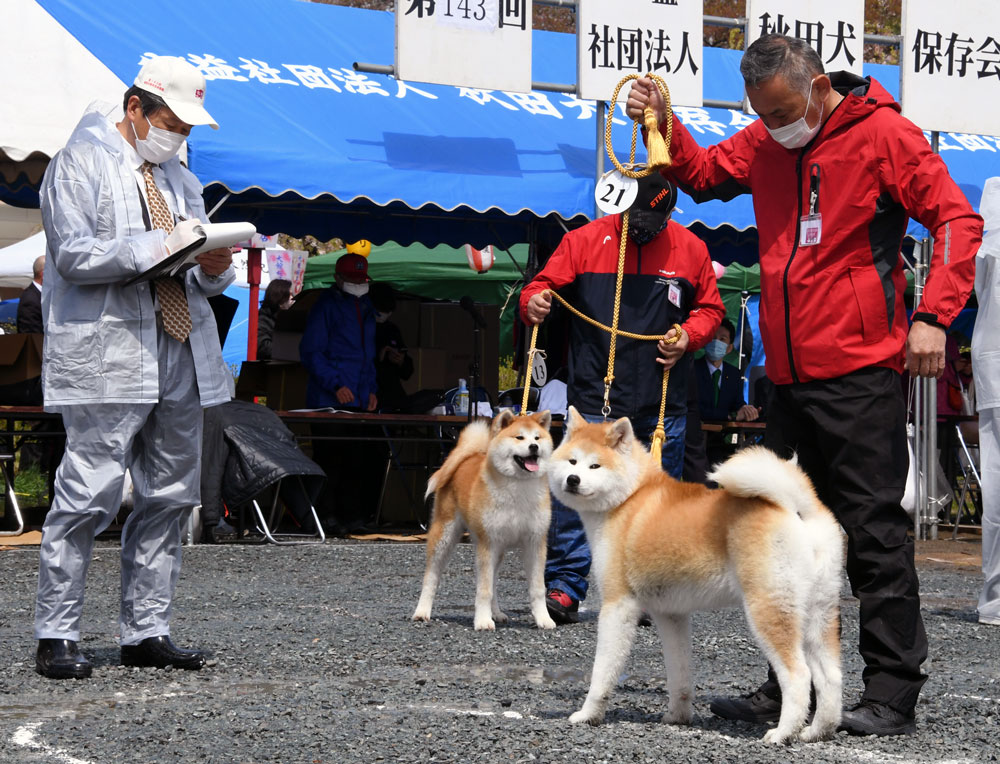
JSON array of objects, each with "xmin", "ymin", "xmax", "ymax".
[{"xmin": 761, "ymin": 366, "xmax": 928, "ymax": 714}]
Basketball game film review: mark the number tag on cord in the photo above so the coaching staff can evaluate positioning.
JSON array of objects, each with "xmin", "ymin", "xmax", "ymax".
[
  {"xmin": 531, "ymin": 353, "xmax": 548, "ymax": 387},
  {"xmin": 595, "ymin": 170, "xmax": 638, "ymax": 215}
]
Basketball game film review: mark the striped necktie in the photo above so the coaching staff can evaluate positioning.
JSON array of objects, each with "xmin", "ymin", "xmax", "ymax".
[{"xmin": 141, "ymin": 161, "xmax": 192, "ymax": 342}]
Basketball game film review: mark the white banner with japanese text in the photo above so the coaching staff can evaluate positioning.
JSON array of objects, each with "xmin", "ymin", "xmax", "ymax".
[
  {"xmin": 576, "ymin": 0, "xmax": 703, "ymax": 107},
  {"xmin": 395, "ymin": 0, "xmax": 533, "ymax": 93},
  {"xmin": 901, "ymin": 0, "xmax": 1000, "ymax": 136},
  {"xmin": 745, "ymin": 0, "xmax": 865, "ymax": 76}
]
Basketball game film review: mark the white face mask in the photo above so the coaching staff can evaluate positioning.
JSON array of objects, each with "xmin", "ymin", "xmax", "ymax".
[
  {"xmin": 341, "ymin": 281, "xmax": 369, "ymax": 297},
  {"xmin": 132, "ymin": 115, "xmax": 186, "ymax": 164},
  {"xmin": 764, "ymin": 77, "xmax": 825, "ymax": 150},
  {"xmin": 375, "ymin": 311, "xmax": 391, "ymax": 324}
]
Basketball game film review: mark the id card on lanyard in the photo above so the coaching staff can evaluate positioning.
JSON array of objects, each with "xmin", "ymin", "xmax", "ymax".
[{"xmin": 799, "ymin": 163, "xmax": 822, "ymax": 247}]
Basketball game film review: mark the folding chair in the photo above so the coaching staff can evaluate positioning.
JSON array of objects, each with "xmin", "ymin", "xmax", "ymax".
[
  {"xmin": 497, "ymin": 386, "xmax": 540, "ymax": 413},
  {"xmin": 202, "ymin": 400, "xmax": 326, "ymax": 546},
  {"xmin": 222, "ymin": 421, "xmax": 327, "ymax": 546},
  {"xmin": 0, "ymin": 451, "xmax": 24, "ymax": 536},
  {"xmin": 241, "ymin": 474, "xmax": 326, "ymax": 545},
  {"xmin": 951, "ymin": 421, "xmax": 983, "ymax": 539}
]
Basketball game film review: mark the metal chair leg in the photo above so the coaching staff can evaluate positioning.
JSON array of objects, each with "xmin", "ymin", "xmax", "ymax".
[
  {"xmin": 250, "ymin": 475, "xmax": 325, "ymax": 546},
  {"xmin": 952, "ymin": 424, "xmax": 982, "ymax": 540},
  {"xmin": 0, "ymin": 456, "xmax": 24, "ymax": 537},
  {"xmin": 373, "ymin": 445, "xmax": 394, "ymax": 528}
]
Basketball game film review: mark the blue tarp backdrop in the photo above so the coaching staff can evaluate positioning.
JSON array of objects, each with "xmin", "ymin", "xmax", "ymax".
[{"xmin": 21, "ymin": 0, "xmax": 1000, "ymax": 250}]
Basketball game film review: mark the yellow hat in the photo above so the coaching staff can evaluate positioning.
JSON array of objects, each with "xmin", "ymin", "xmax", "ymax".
[{"xmin": 346, "ymin": 239, "xmax": 371, "ymax": 257}]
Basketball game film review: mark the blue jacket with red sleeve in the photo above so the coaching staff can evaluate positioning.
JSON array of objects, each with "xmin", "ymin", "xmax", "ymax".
[
  {"xmin": 520, "ymin": 214, "xmax": 725, "ymax": 420},
  {"xmin": 657, "ymin": 72, "xmax": 982, "ymax": 385}
]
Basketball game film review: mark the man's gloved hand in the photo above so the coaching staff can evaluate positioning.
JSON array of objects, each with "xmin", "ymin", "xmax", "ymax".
[{"xmin": 163, "ymin": 219, "xmax": 205, "ymax": 256}]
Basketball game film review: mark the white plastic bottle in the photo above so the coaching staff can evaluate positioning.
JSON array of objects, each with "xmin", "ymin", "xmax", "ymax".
[{"xmin": 455, "ymin": 378, "xmax": 470, "ymax": 415}]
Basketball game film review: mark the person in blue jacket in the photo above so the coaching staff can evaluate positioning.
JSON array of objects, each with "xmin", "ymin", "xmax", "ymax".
[
  {"xmin": 300, "ymin": 252, "xmax": 380, "ymax": 534},
  {"xmin": 300, "ymin": 252, "xmax": 378, "ymax": 411}
]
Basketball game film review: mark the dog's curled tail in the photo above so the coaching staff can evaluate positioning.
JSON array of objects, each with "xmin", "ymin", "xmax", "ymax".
[
  {"xmin": 707, "ymin": 446, "xmax": 821, "ymax": 519},
  {"xmin": 425, "ymin": 420, "xmax": 492, "ymax": 499}
]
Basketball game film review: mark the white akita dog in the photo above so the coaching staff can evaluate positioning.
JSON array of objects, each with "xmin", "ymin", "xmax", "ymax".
[
  {"xmin": 413, "ymin": 409, "xmax": 556, "ymax": 631},
  {"xmin": 548, "ymin": 407, "xmax": 844, "ymax": 744}
]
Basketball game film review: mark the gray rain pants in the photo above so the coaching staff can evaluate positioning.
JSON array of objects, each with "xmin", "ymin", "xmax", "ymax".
[
  {"xmin": 979, "ymin": 407, "xmax": 1000, "ymax": 623},
  {"xmin": 34, "ymin": 324, "xmax": 203, "ymax": 645}
]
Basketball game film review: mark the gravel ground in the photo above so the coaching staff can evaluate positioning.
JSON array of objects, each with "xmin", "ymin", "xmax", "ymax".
[{"xmin": 0, "ymin": 537, "xmax": 996, "ymax": 763}]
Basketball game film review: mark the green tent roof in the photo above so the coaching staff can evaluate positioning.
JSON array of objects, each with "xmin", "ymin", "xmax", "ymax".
[{"xmin": 303, "ymin": 242, "xmax": 529, "ymax": 358}]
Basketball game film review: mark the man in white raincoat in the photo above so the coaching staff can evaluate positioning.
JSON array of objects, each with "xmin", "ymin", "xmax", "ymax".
[
  {"xmin": 975, "ymin": 177, "xmax": 1000, "ymax": 627},
  {"xmin": 34, "ymin": 56, "xmax": 235, "ymax": 678}
]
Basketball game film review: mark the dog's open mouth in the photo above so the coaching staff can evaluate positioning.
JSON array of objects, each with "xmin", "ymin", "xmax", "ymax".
[{"xmin": 514, "ymin": 455, "xmax": 540, "ymax": 472}]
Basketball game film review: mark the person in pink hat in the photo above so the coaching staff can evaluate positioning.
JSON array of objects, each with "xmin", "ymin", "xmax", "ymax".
[{"xmin": 34, "ymin": 56, "xmax": 234, "ymax": 679}]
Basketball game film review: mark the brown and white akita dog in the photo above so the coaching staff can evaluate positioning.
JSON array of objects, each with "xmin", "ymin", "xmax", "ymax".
[
  {"xmin": 548, "ymin": 407, "xmax": 843, "ymax": 744},
  {"xmin": 413, "ymin": 409, "xmax": 556, "ymax": 631}
]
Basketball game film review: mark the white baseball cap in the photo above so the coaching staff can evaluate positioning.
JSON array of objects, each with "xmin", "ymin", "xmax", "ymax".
[{"xmin": 134, "ymin": 56, "xmax": 219, "ymax": 130}]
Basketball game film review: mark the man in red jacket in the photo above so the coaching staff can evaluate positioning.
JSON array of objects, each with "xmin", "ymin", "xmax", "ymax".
[
  {"xmin": 627, "ymin": 34, "xmax": 982, "ymax": 737},
  {"xmin": 520, "ymin": 173, "xmax": 725, "ymax": 625}
]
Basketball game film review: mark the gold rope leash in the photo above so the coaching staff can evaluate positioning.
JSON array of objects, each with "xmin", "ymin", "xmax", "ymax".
[
  {"xmin": 546, "ymin": 289, "xmax": 666, "ymax": 341},
  {"xmin": 649, "ymin": 336, "xmax": 677, "ymax": 463},
  {"xmin": 604, "ymin": 73, "xmax": 673, "ymax": 177},
  {"xmin": 521, "ymin": 322, "xmax": 542, "ymax": 414},
  {"xmin": 520, "ymin": 293, "xmax": 680, "ymax": 459},
  {"xmin": 602, "ymin": 73, "xmax": 673, "ymax": 420},
  {"xmin": 520, "ymin": 73, "xmax": 677, "ymax": 462}
]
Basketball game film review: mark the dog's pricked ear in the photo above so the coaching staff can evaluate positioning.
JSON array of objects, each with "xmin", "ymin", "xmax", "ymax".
[
  {"xmin": 606, "ymin": 416, "xmax": 634, "ymax": 452},
  {"xmin": 491, "ymin": 408, "xmax": 515, "ymax": 434},
  {"xmin": 534, "ymin": 409, "xmax": 552, "ymax": 430},
  {"xmin": 566, "ymin": 406, "xmax": 586, "ymax": 433}
]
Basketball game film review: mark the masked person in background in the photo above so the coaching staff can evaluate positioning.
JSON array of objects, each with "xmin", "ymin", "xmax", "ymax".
[
  {"xmin": 369, "ymin": 282, "xmax": 414, "ymax": 413},
  {"xmin": 520, "ymin": 173, "xmax": 725, "ymax": 624},
  {"xmin": 627, "ymin": 32, "xmax": 981, "ymax": 736},
  {"xmin": 34, "ymin": 56, "xmax": 235, "ymax": 679},
  {"xmin": 695, "ymin": 318, "xmax": 760, "ymax": 467},
  {"xmin": 300, "ymin": 253, "xmax": 381, "ymax": 535},
  {"xmin": 256, "ymin": 278, "xmax": 294, "ymax": 361}
]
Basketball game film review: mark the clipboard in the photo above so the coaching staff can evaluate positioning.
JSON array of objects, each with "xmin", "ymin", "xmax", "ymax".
[{"xmin": 125, "ymin": 221, "xmax": 256, "ymax": 285}]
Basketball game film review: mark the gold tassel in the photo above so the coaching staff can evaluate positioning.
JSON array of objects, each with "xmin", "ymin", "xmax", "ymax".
[
  {"xmin": 650, "ymin": 426, "xmax": 665, "ymax": 463},
  {"xmin": 643, "ymin": 106, "xmax": 672, "ymax": 169}
]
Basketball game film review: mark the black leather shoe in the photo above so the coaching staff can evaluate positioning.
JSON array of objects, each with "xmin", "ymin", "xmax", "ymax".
[
  {"xmin": 839, "ymin": 700, "xmax": 916, "ymax": 736},
  {"xmin": 709, "ymin": 688, "xmax": 782, "ymax": 723},
  {"xmin": 36, "ymin": 639, "xmax": 92, "ymax": 679},
  {"xmin": 121, "ymin": 636, "xmax": 206, "ymax": 670}
]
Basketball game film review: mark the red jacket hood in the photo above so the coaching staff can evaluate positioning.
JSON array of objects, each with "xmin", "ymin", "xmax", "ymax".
[{"xmin": 824, "ymin": 72, "xmax": 900, "ymax": 130}]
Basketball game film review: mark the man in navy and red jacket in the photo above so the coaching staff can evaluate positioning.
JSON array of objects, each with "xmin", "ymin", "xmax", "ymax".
[
  {"xmin": 628, "ymin": 34, "xmax": 982, "ymax": 737},
  {"xmin": 520, "ymin": 172, "xmax": 725, "ymax": 625}
]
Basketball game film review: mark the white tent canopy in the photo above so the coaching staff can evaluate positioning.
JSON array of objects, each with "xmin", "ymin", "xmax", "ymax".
[
  {"xmin": 0, "ymin": 231, "xmax": 44, "ymax": 288},
  {"xmin": 0, "ymin": 0, "xmax": 125, "ymax": 164}
]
